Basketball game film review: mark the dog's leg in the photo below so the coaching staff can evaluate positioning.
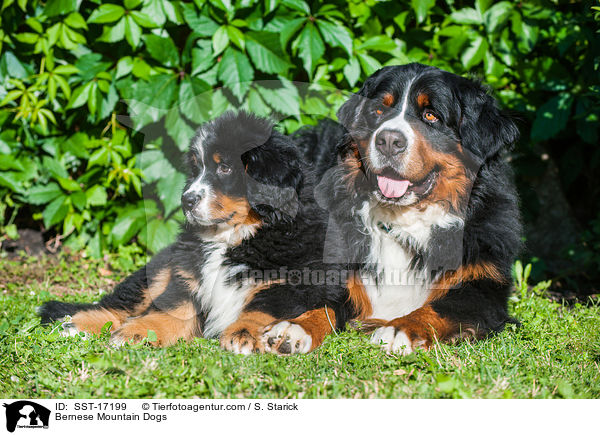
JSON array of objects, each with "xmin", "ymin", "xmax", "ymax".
[
  {"xmin": 368, "ymin": 276, "xmax": 514, "ymax": 355},
  {"xmin": 110, "ymin": 301, "xmax": 201, "ymax": 346}
]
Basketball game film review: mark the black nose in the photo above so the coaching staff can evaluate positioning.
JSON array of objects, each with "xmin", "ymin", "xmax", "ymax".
[
  {"xmin": 375, "ymin": 129, "xmax": 407, "ymax": 156},
  {"xmin": 182, "ymin": 191, "xmax": 202, "ymax": 211}
]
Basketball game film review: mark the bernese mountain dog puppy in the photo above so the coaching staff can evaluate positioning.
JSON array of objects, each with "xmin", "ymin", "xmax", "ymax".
[
  {"xmin": 39, "ymin": 111, "xmax": 351, "ymax": 355},
  {"xmin": 298, "ymin": 63, "xmax": 522, "ymax": 354}
]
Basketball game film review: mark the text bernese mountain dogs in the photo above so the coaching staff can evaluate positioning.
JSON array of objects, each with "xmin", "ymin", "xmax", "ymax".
[
  {"xmin": 298, "ymin": 63, "xmax": 522, "ymax": 354},
  {"xmin": 39, "ymin": 111, "xmax": 353, "ymax": 355}
]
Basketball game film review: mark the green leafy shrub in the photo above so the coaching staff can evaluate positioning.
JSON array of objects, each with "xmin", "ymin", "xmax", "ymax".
[{"xmin": 0, "ymin": 0, "xmax": 598, "ymax": 289}]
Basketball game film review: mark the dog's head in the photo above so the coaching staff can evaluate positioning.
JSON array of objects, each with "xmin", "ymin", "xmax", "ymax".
[
  {"xmin": 336, "ymin": 63, "xmax": 519, "ymax": 212},
  {"xmin": 182, "ymin": 111, "xmax": 303, "ymax": 236}
]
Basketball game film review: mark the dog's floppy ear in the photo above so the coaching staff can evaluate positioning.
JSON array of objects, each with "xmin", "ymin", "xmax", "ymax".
[
  {"xmin": 241, "ymin": 133, "xmax": 303, "ymax": 225},
  {"xmin": 457, "ymin": 80, "xmax": 519, "ymax": 162}
]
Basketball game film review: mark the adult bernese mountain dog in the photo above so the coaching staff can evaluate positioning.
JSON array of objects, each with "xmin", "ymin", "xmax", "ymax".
[
  {"xmin": 297, "ymin": 63, "xmax": 522, "ymax": 354},
  {"xmin": 39, "ymin": 111, "xmax": 353, "ymax": 355}
]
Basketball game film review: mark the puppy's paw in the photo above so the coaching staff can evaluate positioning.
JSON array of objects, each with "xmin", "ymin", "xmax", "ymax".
[
  {"xmin": 59, "ymin": 321, "xmax": 89, "ymax": 339},
  {"xmin": 220, "ymin": 328, "xmax": 263, "ymax": 355},
  {"xmin": 261, "ymin": 321, "xmax": 312, "ymax": 355},
  {"xmin": 370, "ymin": 326, "xmax": 426, "ymax": 355}
]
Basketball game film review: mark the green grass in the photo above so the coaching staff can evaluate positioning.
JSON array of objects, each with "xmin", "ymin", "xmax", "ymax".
[{"xmin": 1, "ymin": 252, "xmax": 599, "ymax": 399}]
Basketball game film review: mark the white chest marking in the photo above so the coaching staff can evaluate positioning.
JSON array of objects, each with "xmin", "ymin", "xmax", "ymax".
[
  {"xmin": 194, "ymin": 243, "xmax": 250, "ymax": 338},
  {"xmin": 359, "ymin": 202, "xmax": 463, "ymax": 320}
]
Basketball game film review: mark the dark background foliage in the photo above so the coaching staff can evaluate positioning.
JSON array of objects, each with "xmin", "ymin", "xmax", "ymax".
[{"xmin": 0, "ymin": 0, "xmax": 598, "ymax": 295}]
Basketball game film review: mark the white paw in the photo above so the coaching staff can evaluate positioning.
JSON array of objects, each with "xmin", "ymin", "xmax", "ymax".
[
  {"xmin": 371, "ymin": 326, "xmax": 413, "ymax": 355},
  {"xmin": 262, "ymin": 321, "xmax": 312, "ymax": 355},
  {"xmin": 108, "ymin": 334, "xmax": 127, "ymax": 347},
  {"xmin": 228, "ymin": 336, "xmax": 257, "ymax": 355},
  {"xmin": 59, "ymin": 322, "xmax": 89, "ymax": 340}
]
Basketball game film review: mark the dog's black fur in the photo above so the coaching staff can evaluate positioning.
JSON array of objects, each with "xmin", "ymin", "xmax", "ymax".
[{"xmin": 40, "ymin": 111, "xmax": 352, "ymax": 354}]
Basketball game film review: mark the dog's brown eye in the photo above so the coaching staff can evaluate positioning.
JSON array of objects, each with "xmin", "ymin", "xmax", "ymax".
[
  {"xmin": 423, "ymin": 111, "xmax": 438, "ymax": 123},
  {"xmin": 217, "ymin": 163, "xmax": 232, "ymax": 175}
]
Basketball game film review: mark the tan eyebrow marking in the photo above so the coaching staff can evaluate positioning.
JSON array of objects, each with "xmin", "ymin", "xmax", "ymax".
[
  {"xmin": 212, "ymin": 153, "xmax": 222, "ymax": 164},
  {"xmin": 417, "ymin": 93, "xmax": 430, "ymax": 107}
]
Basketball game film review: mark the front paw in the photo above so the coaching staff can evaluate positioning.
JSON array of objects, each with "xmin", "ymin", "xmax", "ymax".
[
  {"xmin": 370, "ymin": 326, "xmax": 426, "ymax": 355},
  {"xmin": 220, "ymin": 328, "xmax": 263, "ymax": 355},
  {"xmin": 261, "ymin": 321, "xmax": 312, "ymax": 355}
]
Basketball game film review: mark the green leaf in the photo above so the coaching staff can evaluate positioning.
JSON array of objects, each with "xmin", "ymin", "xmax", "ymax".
[
  {"xmin": 178, "ymin": 76, "xmax": 212, "ymax": 124},
  {"xmin": 57, "ymin": 177, "xmax": 81, "ymax": 192},
  {"xmin": 212, "ymin": 26, "xmax": 229, "ymax": 56},
  {"xmin": 14, "ymin": 33, "xmax": 39, "ymax": 44},
  {"xmin": 124, "ymin": 0, "xmax": 142, "ymax": 9},
  {"xmin": 226, "ymin": 25, "xmax": 245, "ymax": 51},
  {"xmin": 87, "ymin": 82, "xmax": 100, "ymax": 116},
  {"xmin": 131, "ymin": 57, "xmax": 151, "ymax": 79},
  {"xmin": 295, "ymin": 22, "xmax": 324, "ymax": 76},
  {"xmin": 111, "ymin": 207, "xmax": 146, "ymax": 245},
  {"xmin": 156, "ymin": 171, "xmax": 186, "ymax": 216},
  {"xmin": 475, "ymin": 0, "xmax": 493, "ymax": 15},
  {"xmin": 255, "ymin": 82, "xmax": 300, "ymax": 116},
  {"xmin": 278, "ymin": 17, "xmax": 305, "ymax": 48},
  {"xmin": 245, "ymin": 87, "xmax": 271, "ymax": 117},
  {"xmin": 141, "ymin": 0, "xmax": 167, "ymax": 27},
  {"xmin": 182, "ymin": 6, "xmax": 219, "ymax": 36},
  {"xmin": 124, "ymin": 15, "xmax": 142, "ymax": 48},
  {"xmin": 115, "ymin": 57, "xmax": 133, "ymax": 79},
  {"xmin": 88, "ymin": 147, "xmax": 110, "ymax": 168},
  {"xmin": 144, "ymin": 34, "xmax": 179, "ymax": 67},
  {"xmin": 1, "ymin": 52, "xmax": 28, "ymax": 79},
  {"xmin": 42, "ymin": 156, "xmax": 69, "ymax": 179},
  {"xmin": 217, "ymin": 47, "xmax": 254, "ymax": 100},
  {"xmin": 65, "ymin": 12, "xmax": 87, "ymax": 29},
  {"xmin": 343, "ymin": 56, "xmax": 360, "ymax": 87},
  {"xmin": 461, "ymin": 36, "xmax": 488, "ymax": 69},
  {"xmin": 97, "ymin": 17, "xmax": 126, "ymax": 43},
  {"xmin": 86, "ymin": 185, "xmax": 108, "ymax": 206},
  {"xmin": 356, "ymin": 52, "xmax": 381, "ymax": 76},
  {"xmin": 531, "ymin": 93, "xmax": 574, "ymax": 142},
  {"xmin": 26, "ymin": 183, "xmax": 63, "ymax": 205},
  {"xmin": 191, "ymin": 48, "xmax": 215, "ymax": 76},
  {"xmin": 165, "ymin": 109, "xmax": 195, "ymax": 152},
  {"xmin": 281, "ymin": 0, "xmax": 310, "ymax": 14},
  {"xmin": 44, "ymin": 0, "xmax": 80, "ymax": 17},
  {"xmin": 140, "ymin": 218, "xmax": 180, "ymax": 253},
  {"xmin": 130, "ymin": 10, "xmax": 158, "ymax": 28},
  {"xmin": 357, "ymin": 35, "xmax": 396, "ymax": 52},
  {"xmin": 0, "ymin": 155, "xmax": 24, "ymax": 171},
  {"xmin": 411, "ymin": 0, "xmax": 435, "ymax": 24},
  {"xmin": 88, "ymin": 4, "xmax": 125, "ymax": 24},
  {"xmin": 317, "ymin": 20, "xmax": 352, "ymax": 57},
  {"xmin": 71, "ymin": 191, "xmax": 87, "ymax": 211},
  {"xmin": 450, "ymin": 8, "xmax": 482, "ymax": 25},
  {"xmin": 483, "ymin": 1, "xmax": 513, "ymax": 33},
  {"xmin": 0, "ymin": 172, "xmax": 23, "ymax": 193},
  {"xmin": 246, "ymin": 31, "xmax": 291, "ymax": 74},
  {"xmin": 42, "ymin": 195, "xmax": 69, "ymax": 228}
]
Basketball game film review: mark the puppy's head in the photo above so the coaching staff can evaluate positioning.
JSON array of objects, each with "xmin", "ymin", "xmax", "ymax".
[
  {"xmin": 337, "ymin": 63, "xmax": 519, "ymax": 212},
  {"xmin": 182, "ymin": 111, "xmax": 303, "ymax": 233}
]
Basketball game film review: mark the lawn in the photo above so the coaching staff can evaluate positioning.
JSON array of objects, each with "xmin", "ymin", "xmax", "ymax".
[{"xmin": 1, "ymin": 251, "xmax": 599, "ymax": 399}]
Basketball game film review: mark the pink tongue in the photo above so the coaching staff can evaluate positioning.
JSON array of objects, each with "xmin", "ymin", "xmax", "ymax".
[{"xmin": 377, "ymin": 176, "xmax": 411, "ymax": 198}]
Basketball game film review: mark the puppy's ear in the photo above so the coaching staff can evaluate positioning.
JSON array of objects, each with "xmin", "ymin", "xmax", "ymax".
[
  {"xmin": 457, "ymin": 81, "xmax": 519, "ymax": 162},
  {"xmin": 241, "ymin": 135, "xmax": 303, "ymax": 225}
]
